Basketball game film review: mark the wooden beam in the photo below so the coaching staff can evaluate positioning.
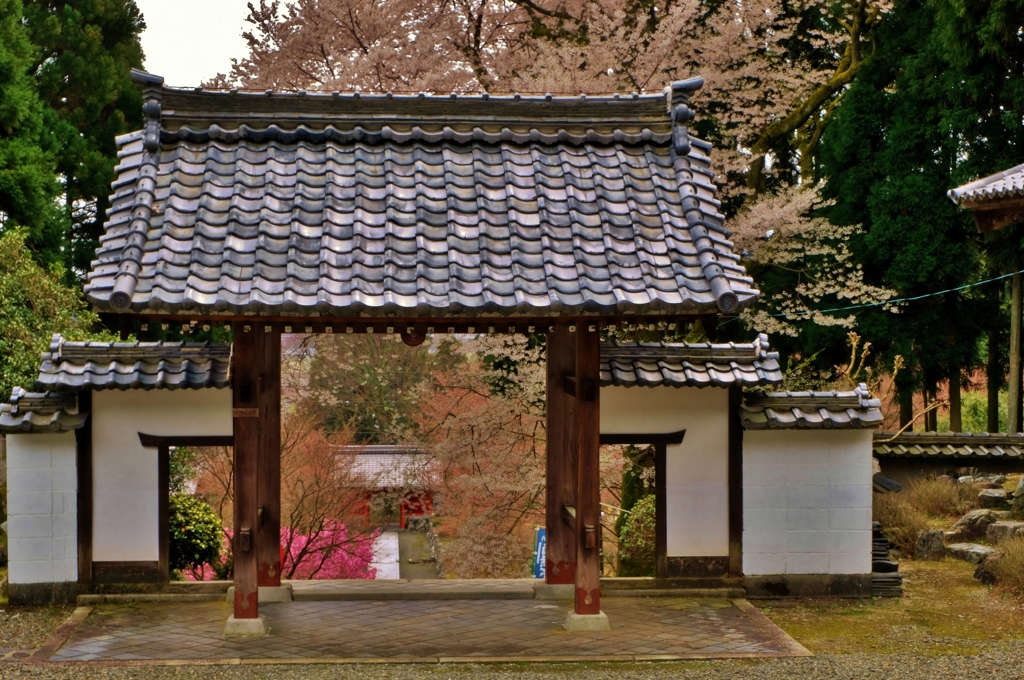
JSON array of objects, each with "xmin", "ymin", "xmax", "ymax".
[
  {"xmin": 598, "ymin": 430, "xmax": 686, "ymax": 446},
  {"xmin": 257, "ymin": 325, "xmax": 282, "ymax": 586},
  {"xmin": 231, "ymin": 322, "xmax": 260, "ymax": 619},
  {"xmin": 1011, "ymin": 273, "xmax": 1022, "ymax": 433},
  {"xmin": 574, "ymin": 325, "xmax": 601, "ymax": 615},
  {"xmin": 75, "ymin": 391, "xmax": 93, "ymax": 585},
  {"xmin": 545, "ymin": 328, "xmax": 577, "ymax": 585},
  {"xmin": 728, "ymin": 385, "xmax": 743, "ymax": 577}
]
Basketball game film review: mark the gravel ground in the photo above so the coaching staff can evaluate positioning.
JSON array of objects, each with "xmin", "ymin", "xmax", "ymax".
[
  {"xmin": 0, "ymin": 608, "xmax": 73, "ymax": 656},
  {"xmin": 1, "ymin": 645, "xmax": 1024, "ymax": 680}
]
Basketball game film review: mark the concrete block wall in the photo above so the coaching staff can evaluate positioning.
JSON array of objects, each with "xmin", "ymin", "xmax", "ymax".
[
  {"xmin": 5, "ymin": 432, "xmax": 78, "ymax": 594},
  {"xmin": 743, "ymin": 430, "xmax": 873, "ymax": 576}
]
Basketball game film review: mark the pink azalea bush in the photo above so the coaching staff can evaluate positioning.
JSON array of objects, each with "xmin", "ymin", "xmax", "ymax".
[{"xmin": 185, "ymin": 522, "xmax": 377, "ymax": 580}]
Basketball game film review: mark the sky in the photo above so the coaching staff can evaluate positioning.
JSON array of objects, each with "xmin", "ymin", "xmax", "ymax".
[{"xmin": 134, "ymin": 0, "xmax": 253, "ymax": 87}]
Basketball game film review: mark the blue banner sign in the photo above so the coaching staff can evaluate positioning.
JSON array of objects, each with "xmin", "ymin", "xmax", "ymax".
[{"xmin": 533, "ymin": 527, "xmax": 547, "ymax": 579}]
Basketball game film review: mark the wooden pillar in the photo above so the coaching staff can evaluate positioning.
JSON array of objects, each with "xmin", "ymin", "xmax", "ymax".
[
  {"xmin": 574, "ymin": 325, "xmax": 601, "ymax": 616},
  {"xmin": 654, "ymin": 443, "xmax": 667, "ymax": 579},
  {"xmin": 727, "ymin": 385, "xmax": 743, "ymax": 577},
  {"xmin": 75, "ymin": 390, "xmax": 93, "ymax": 585},
  {"xmin": 1010, "ymin": 272, "xmax": 1022, "ymax": 432},
  {"xmin": 257, "ymin": 325, "xmax": 282, "ymax": 587},
  {"xmin": 231, "ymin": 322, "xmax": 260, "ymax": 619},
  {"xmin": 545, "ymin": 328, "xmax": 577, "ymax": 584}
]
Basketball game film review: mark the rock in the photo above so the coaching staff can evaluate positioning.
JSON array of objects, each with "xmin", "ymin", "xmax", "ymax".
[
  {"xmin": 979, "ymin": 489, "xmax": 1011, "ymax": 509},
  {"xmin": 994, "ymin": 510, "xmax": 1013, "ymax": 520},
  {"xmin": 947, "ymin": 542, "xmax": 997, "ymax": 564},
  {"xmin": 1015, "ymin": 477, "xmax": 1024, "ymax": 498},
  {"xmin": 974, "ymin": 556, "xmax": 1000, "ymax": 585},
  {"xmin": 937, "ymin": 475, "xmax": 953, "ymax": 483},
  {"xmin": 872, "ymin": 560, "xmax": 899, "ymax": 573},
  {"xmin": 986, "ymin": 521, "xmax": 1024, "ymax": 544},
  {"xmin": 946, "ymin": 509, "xmax": 1000, "ymax": 542},
  {"xmin": 978, "ymin": 481, "xmax": 1002, "ymax": 490},
  {"xmin": 958, "ymin": 476, "xmax": 976, "ymax": 484},
  {"xmin": 915, "ymin": 529, "xmax": 945, "ymax": 560}
]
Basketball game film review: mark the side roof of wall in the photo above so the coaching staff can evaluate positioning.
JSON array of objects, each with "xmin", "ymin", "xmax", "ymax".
[{"xmin": 739, "ymin": 383, "xmax": 883, "ymax": 430}]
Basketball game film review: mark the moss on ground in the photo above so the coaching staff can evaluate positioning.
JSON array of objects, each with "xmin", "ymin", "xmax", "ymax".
[{"xmin": 762, "ymin": 560, "xmax": 1024, "ymax": 656}]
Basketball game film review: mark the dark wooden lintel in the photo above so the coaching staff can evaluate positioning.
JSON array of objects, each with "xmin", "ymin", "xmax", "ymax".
[
  {"xmin": 599, "ymin": 429, "xmax": 686, "ymax": 446},
  {"xmin": 138, "ymin": 433, "xmax": 234, "ymax": 448},
  {"xmin": 75, "ymin": 391, "xmax": 93, "ymax": 585}
]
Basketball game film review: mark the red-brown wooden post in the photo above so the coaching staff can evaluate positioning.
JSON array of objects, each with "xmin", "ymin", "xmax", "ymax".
[
  {"xmin": 257, "ymin": 325, "xmax": 282, "ymax": 587},
  {"xmin": 231, "ymin": 322, "xmax": 260, "ymax": 622},
  {"xmin": 545, "ymin": 328, "xmax": 577, "ymax": 585},
  {"xmin": 573, "ymin": 325, "xmax": 603, "ymax": 620}
]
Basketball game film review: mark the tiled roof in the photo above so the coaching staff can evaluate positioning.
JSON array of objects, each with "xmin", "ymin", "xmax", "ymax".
[
  {"xmin": 600, "ymin": 332, "xmax": 782, "ymax": 388},
  {"xmin": 0, "ymin": 388, "xmax": 86, "ymax": 433},
  {"xmin": 341, "ymin": 446, "xmax": 437, "ymax": 487},
  {"xmin": 35, "ymin": 333, "xmax": 231, "ymax": 392},
  {"xmin": 83, "ymin": 70, "xmax": 757, "ymax": 318},
  {"xmin": 948, "ymin": 162, "xmax": 1024, "ymax": 207},
  {"xmin": 739, "ymin": 383, "xmax": 883, "ymax": 430},
  {"xmin": 873, "ymin": 431, "xmax": 1024, "ymax": 459}
]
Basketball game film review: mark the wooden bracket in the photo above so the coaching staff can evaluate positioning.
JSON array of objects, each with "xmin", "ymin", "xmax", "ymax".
[
  {"xmin": 239, "ymin": 529, "xmax": 251, "ymax": 552},
  {"xmin": 584, "ymin": 524, "xmax": 597, "ymax": 549},
  {"xmin": 562, "ymin": 374, "xmax": 595, "ymax": 401},
  {"xmin": 563, "ymin": 373, "xmax": 576, "ymax": 397}
]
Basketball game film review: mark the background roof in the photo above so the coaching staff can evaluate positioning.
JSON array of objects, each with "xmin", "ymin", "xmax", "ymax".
[
  {"xmin": 874, "ymin": 431, "xmax": 1024, "ymax": 460},
  {"xmin": 948, "ymin": 162, "xmax": 1024, "ymax": 207},
  {"xmin": 0, "ymin": 388, "xmax": 86, "ymax": 433},
  {"xmin": 84, "ymin": 72, "xmax": 757, "ymax": 319}
]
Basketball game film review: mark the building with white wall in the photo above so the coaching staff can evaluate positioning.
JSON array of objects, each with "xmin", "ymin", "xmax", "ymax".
[{"xmin": 3, "ymin": 332, "xmax": 882, "ymax": 603}]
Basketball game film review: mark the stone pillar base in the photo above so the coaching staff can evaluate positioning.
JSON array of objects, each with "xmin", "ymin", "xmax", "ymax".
[
  {"xmin": 534, "ymin": 583, "xmax": 574, "ymax": 600},
  {"xmin": 224, "ymin": 614, "xmax": 269, "ymax": 636},
  {"xmin": 564, "ymin": 610, "xmax": 610, "ymax": 632},
  {"xmin": 226, "ymin": 584, "xmax": 293, "ymax": 603}
]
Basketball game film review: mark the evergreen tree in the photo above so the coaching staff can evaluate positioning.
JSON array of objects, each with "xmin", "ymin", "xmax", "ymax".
[
  {"xmin": 0, "ymin": 0, "xmax": 63, "ymax": 249},
  {"xmin": 819, "ymin": 0, "xmax": 1024, "ymax": 413},
  {"xmin": 23, "ymin": 0, "xmax": 145, "ymax": 273}
]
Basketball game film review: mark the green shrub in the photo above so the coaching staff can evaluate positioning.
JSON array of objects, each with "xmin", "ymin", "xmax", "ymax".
[
  {"xmin": 618, "ymin": 494, "xmax": 656, "ymax": 576},
  {"xmin": 168, "ymin": 494, "xmax": 223, "ymax": 574},
  {"xmin": 989, "ymin": 536, "xmax": 1024, "ymax": 594},
  {"xmin": 906, "ymin": 477, "xmax": 979, "ymax": 518},
  {"xmin": 873, "ymin": 493, "xmax": 929, "ymax": 557}
]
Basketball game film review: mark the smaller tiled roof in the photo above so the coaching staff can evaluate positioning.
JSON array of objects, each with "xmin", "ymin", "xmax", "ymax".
[
  {"xmin": 739, "ymin": 383, "xmax": 883, "ymax": 430},
  {"xmin": 35, "ymin": 334, "xmax": 231, "ymax": 392},
  {"xmin": 873, "ymin": 431, "xmax": 1024, "ymax": 459},
  {"xmin": 0, "ymin": 387, "xmax": 86, "ymax": 433},
  {"xmin": 340, "ymin": 446, "xmax": 437, "ymax": 487},
  {"xmin": 948, "ymin": 162, "xmax": 1024, "ymax": 207},
  {"xmin": 600, "ymin": 332, "xmax": 782, "ymax": 388}
]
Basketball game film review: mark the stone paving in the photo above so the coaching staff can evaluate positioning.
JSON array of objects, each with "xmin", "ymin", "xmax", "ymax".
[{"xmin": 48, "ymin": 598, "xmax": 808, "ymax": 663}]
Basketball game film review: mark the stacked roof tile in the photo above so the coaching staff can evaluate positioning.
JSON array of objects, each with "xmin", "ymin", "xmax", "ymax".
[
  {"xmin": 600, "ymin": 332, "xmax": 782, "ymax": 388},
  {"xmin": 83, "ymin": 70, "xmax": 757, "ymax": 318},
  {"xmin": 948, "ymin": 162, "xmax": 1024, "ymax": 207},
  {"xmin": 35, "ymin": 334, "xmax": 230, "ymax": 392},
  {"xmin": 739, "ymin": 383, "xmax": 883, "ymax": 430},
  {"xmin": 341, "ymin": 446, "xmax": 438, "ymax": 487},
  {"xmin": 0, "ymin": 388, "xmax": 86, "ymax": 433},
  {"xmin": 873, "ymin": 431, "xmax": 1024, "ymax": 460}
]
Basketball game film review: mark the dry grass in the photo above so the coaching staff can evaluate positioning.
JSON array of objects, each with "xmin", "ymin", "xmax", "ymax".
[
  {"xmin": 989, "ymin": 536, "xmax": 1024, "ymax": 595},
  {"xmin": 873, "ymin": 493, "xmax": 929, "ymax": 556},
  {"xmin": 763, "ymin": 559, "xmax": 1024, "ymax": 655},
  {"xmin": 905, "ymin": 477, "xmax": 979, "ymax": 518}
]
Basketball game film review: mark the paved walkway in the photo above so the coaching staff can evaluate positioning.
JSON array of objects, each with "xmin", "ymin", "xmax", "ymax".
[{"xmin": 47, "ymin": 598, "xmax": 809, "ymax": 663}]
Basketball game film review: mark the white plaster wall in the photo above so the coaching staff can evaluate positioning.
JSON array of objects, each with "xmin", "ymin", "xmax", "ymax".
[
  {"xmin": 743, "ymin": 429, "xmax": 873, "ymax": 576},
  {"xmin": 601, "ymin": 386, "xmax": 730, "ymax": 557},
  {"xmin": 92, "ymin": 389, "xmax": 232, "ymax": 561},
  {"xmin": 6, "ymin": 432, "xmax": 78, "ymax": 584}
]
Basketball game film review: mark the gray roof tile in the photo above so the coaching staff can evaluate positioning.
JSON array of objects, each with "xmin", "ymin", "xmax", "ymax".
[
  {"xmin": 739, "ymin": 383, "xmax": 883, "ymax": 430},
  {"xmin": 873, "ymin": 431, "xmax": 1024, "ymax": 459},
  {"xmin": 0, "ymin": 388, "xmax": 86, "ymax": 433},
  {"xmin": 84, "ymin": 73, "xmax": 757, "ymax": 318},
  {"xmin": 948, "ymin": 162, "xmax": 1024, "ymax": 206},
  {"xmin": 600, "ymin": 332, "xmax": 782, "ymax": 388},
  {"xmin": 35, "ymin": 333, "xmax": 230, "ymax": 392}
]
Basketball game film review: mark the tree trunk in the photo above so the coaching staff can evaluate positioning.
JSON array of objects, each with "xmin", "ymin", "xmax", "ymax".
[
  {"xmin": 988, "ymin": 328, "xmax": 1000, "ymax": 432},
  {"xmin": 949, "ymin": 365, "xmax": 962, "ymax": 433},
  {"xmin": 899, "ymin": 390, "xmax": 914, "ymax": 429},
  {"xmin": 1009, "ymin": 273, "xmax": 1022, "ymax": 432},
  {"xmin": 924, "ymin": 383, "xmax": 937, "ymax": 431}
]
